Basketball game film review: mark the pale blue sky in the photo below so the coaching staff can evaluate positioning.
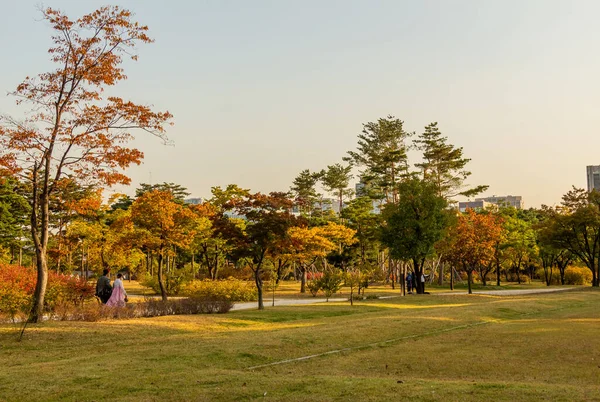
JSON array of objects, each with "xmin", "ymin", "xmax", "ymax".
[{"xmin": 2, "ymin": 0, "xmax": 599, "ymax": 207}]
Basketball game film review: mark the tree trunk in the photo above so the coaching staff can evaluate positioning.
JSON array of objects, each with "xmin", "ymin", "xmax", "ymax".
[
  {"xmin": 467, "ymin": 268, "xmax": 473, "ymax": 295},
  {"xmin": 30, "ymin": 166, "xmax": 50, "ymax": 323},
  {"xmin": 255, "ymin": 266, "xmax": 264, "ymax": 310},
  {"xmin": 191, "ymin": 252, "xmax": 195, "ymax": 276},
  {"xmin": 496, "ymin": 261, "xmax": 501, "ymax": 286},
  {"xmin": 157, "ymin": 250, "xmax": 168, "ymax": 301},
  {"xmin": 81, "ymin": 245, "xmax": 85, "ymax": 277},
  {"xmin": 450, "ymin": 265, "xmax": 454, "ymax": 291},
  {"xmin": 300, "ymin": 265, "xmax": 307, "ymax": 293},
  {"xmin": 30, "ymin": 249, "xmax": 48, "ymax": 322}
]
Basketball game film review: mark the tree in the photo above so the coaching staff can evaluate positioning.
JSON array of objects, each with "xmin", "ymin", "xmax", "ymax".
[
  {"xmin": 414, "ymin": 122, "xmax": 487, "ymax": 200},
  {"xmin": 503, "ymin": 211, "xmax": 537, "ymax": 284},
  {"xmin": 380, "ymin": 177, "xmax": 448, "ymax": 294},
  {"xmin": 544, "ymin": 188, "xmax": 600, "ymax": 287},
  {"xmin": 320, "ymin": 163, "xmax": 353, "ymax": 215},
  {"xmin": 290, "ymin": 169, "xmax": 322, "ymax": 215},
  {"xmin": 0, "ymin": 7, "xmax": 172, "ymax": 321},
  {"xmin": 131, "ymin": 190, "xmax": 197, "ymax": 300},
  {"xmin": 341, "ymin": 196, "xmax": 381, "ymax": 265},
  {"xmin": 0, "ymin": 175, "xmax": 30, "ymax": 264},
  {"xmin": 135, "ymin": 182, "xmax": 190, "ymax": 203},
  {"xmin": 346, "ymin": 116, "xmax": 411, "ymax": 203},
  {"xmin": 443, "ymin": 209, "xmax": 504, "ymax": 294},
  {"xmin": 288, "ymin": 222, "xmax": 356, "ymax": 293},
  {"xmin": 225, "ymin": 192, "xmax": 299, "ymax": 310}
]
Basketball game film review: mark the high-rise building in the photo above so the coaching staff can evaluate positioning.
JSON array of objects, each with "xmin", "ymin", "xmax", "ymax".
[
  {"xmin": 473, "ymin": 195, "xmax": 524, "ymax": 209},
  {"xmin": 586, "ymin": 165, "xmax": 600, "ymax": 192}
]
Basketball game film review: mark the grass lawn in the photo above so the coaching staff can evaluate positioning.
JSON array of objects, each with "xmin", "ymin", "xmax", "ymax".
[{"xmin": 1, "ymin": 289, "xmax": 599, "ymax": 401}]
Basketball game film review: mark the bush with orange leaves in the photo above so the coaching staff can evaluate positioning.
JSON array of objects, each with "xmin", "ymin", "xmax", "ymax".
[{"xmin": 0, "ymin": 264, "xmax": 94, "ymax": 321}]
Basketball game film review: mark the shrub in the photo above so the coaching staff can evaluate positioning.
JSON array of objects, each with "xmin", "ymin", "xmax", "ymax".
[
  {"xmin": 564, "ymin": 267, "xmax": 592, "ymax": 285},
  {"xmin": 51, "ymin": 296, "xmax": 234, "ymax": 322},
  {"xmin": 182, "ymin": 277, "xmax": 256, "ymax": 302},
  {"xmin": 307, "ymin": 280, "xmax": 321, "ymax": 297},
  {"xmin": 140, "ymin": 273, "xmax": 188, "ymax": 296},
  {"xmin": 0, "ymin": 264, "xmax": 94, "ymax": 320},
  {"xmin": 535, "ymin": 268, "xmax": 561, "ymax": 285},
  {"xmin": 317, "ymin": 269, "xmax": 344, "ymax": 300}
]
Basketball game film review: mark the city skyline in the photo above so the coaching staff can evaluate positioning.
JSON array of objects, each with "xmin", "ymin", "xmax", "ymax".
[{"xmin": 2, "ymin": 0, "xmax": 599, "ymax": 208}]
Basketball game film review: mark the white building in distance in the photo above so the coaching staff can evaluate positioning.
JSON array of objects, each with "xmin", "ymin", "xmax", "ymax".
[{"xmin": 586, "ymin": 165, "xmax": 600, "ymax": 192}]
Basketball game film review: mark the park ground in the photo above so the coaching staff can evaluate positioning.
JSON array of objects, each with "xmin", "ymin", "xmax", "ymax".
[{"xmin": 1, "ymin": 284, "xmax": 599, "ymax": 401}]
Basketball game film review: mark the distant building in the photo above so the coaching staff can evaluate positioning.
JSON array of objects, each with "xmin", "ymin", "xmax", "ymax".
[
  {"xmin": 355, "ymin": 182, "xmax": 366, "ymax": 197},
  {"xmin": 458, "ymin": 200, "xmax": 494, "ymax": 212},
  {"xmin": 184, "ymin": 197, "xmax": 203, "ymax": 205},
  {"xmin": 475, "ymin": 195, "xmax": 524, "ymax": 209},
  {"xmin": 587, "ymin": 165, "xmax": 600, "ymax": 192}
]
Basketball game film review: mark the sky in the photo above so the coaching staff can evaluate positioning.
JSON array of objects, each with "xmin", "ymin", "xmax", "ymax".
[{"xmin": 1, "ymin": 0, "xmax": 599, "ymax": 208}]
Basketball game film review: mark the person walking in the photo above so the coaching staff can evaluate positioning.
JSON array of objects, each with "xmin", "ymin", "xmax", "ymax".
[
  {"xmin": 406, "ymin": 272, "xmax": 413, "ymax": 294},
  {"xmin": 106, "ymin": 273, "xmax": 128, "ymax": 307},
  {"xmin": 95, "ymin": 269, "xmax": 113, "ymax": 304}
]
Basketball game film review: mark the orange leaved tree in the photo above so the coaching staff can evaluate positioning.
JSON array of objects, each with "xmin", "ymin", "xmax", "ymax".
[
  {"xmin": 443, "ymin": 209, "xmax": 504, "ymax": 294},
  {"xmin": 131, "ymin": 190, "xmax": 198, "ymax": 301},
  {"xmin": 0, "ymin": 7, "xmax": 172, "ymax": 321}
]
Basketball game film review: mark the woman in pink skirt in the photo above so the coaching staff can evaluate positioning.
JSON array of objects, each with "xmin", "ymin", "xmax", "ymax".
[{"xmin": 106, "ymin": 273, "xmax": 128, "ymax": 307}]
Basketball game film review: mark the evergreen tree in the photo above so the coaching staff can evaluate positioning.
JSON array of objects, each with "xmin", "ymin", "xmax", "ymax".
[
  {"xmin": 290, "ymin": 169, "xmax": 322, "ymax": 215},
  {"xmin": 414, "ymin": 122, "xmax": 487, "ymax": 200},
  {"xmin": 320, "ymin": 163, "xmax": 353, "ymax": 215},
  {"xmin": 346, "ymin": 116, "xmax": 412, "ymax": 203}
]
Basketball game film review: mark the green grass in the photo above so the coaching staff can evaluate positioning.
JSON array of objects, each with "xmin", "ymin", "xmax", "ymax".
[{"xmin": 1, "ymin": 289, "xmax": 600, "ymax": 401}]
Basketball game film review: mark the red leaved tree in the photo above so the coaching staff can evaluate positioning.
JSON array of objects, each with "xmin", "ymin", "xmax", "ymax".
[
  {"xmin": 442, "ymin": 209, "xmax": 504, "ymax": 294},
  {"xmin": 0, "ymin": 7, "xmax": 173, "ymax": 321}
]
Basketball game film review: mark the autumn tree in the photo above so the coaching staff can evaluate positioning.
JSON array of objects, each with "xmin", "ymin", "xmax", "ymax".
[
  {"xmin": 0, "ymin": 7, "xmax": 172, "ymax": 321},
  {"xmin": 544, "ymin": 188, "xmax": 600, "ymax": 287},
  {"xmin": 380, "ymin": 177, "xmax": 448, "ymax": 294},
  {"xmin": 288, "ymin": 226, "xmax": 336, "ymax": 293},
  {"xmin": 288, "ymin": 222, "xmax": 356, "ymax": 293},
  {"xmin": 193, "ymin": 184, "xmax": 252, "ymax": 280},
  {"xmin": 443, "ymin": 209, "xmax": 504, "ymax": 294},
  {"xmin": 131, "ymin": 190, "xmax": 197, "ymax": 300},
  {"xmin": 224, "ymin": 192, "xmax": 299, "ymax": 310}
]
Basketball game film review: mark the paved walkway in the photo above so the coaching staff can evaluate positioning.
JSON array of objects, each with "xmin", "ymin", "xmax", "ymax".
[
  {"xmin": 232, "ymin": 298, "xmax": 347, "ymax": 311},
  {"xmin": 232, "ymin": 288, "xmax": 578, "ymax": 311}
]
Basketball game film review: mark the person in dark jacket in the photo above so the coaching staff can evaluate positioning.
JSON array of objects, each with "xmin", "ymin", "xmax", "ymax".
[{"xmin": 95, "ymin": 269, "xmax": 113, "ymax": 304}]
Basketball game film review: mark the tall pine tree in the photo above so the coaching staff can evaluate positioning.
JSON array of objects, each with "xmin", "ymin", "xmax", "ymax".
[
  {"xmin": 414, "ymin": 122, "xmax": 487, "ymax": 200},
  {"xmin": 346, "ymin": 116, "xmax": 412, "ymax": 204}
]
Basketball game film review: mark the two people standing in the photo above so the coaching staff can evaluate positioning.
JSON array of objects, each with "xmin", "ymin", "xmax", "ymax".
[
  {"xmin": 95, "ymin": 269, "xmax": 128, "ymax": 307},
  {"xmin": 406, "ymin": 271, "xmax": 427, "ymax": 294}
]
